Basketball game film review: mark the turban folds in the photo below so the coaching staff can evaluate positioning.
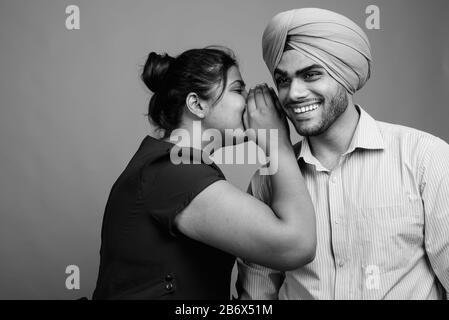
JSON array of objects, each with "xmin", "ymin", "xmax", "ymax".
[{"xmin": 262, "ymin": 8, "xmax": 372, "ymax": 94}]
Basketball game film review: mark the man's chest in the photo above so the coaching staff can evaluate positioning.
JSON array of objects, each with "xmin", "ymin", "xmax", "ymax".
[{"xmin": 300, "ymin": 154, "xmax": 424, "ymax": 272}]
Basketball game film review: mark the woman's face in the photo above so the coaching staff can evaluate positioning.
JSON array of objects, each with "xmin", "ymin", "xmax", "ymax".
[{"xmin": 202, "ymin": 66, "xmax": 247, "ymax": 144}]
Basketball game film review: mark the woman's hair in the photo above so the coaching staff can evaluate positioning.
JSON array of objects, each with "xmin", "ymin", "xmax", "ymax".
[{"xmin": 141, "ymin": 46, "xmax": 237, "ymax": 137}]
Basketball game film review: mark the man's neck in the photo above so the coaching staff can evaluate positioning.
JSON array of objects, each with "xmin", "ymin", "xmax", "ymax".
[{"xmin": 307, "ymin": 103, "xmax": 360, "ymax": 171}]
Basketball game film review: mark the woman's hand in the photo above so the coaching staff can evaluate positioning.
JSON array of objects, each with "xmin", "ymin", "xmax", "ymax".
[
  {"xmin": 243, "ymin": 83, "xmax": 291, "ymax": 154},
  {"xmin": 176, "ymin": 84, "xmax": 316, "ymax": 270}
]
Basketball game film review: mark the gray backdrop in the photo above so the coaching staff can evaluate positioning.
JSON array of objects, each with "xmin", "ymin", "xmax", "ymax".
[{"xmin": 0, "ymin": 0, "xmax": 448, "ymax": 299}]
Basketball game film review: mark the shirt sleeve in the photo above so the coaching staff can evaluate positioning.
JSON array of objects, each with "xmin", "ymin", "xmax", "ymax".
[
  {"xmin": 142, "ymin": 157, "xmax": 225, "ymax": 237},
  {"xmin": 237, "ymin": 258, "xmax": 285, "ymax": 300},
  {"xmin": 236, "ymin": 168, "xmax": 285, "ymax": 300},
  {"xmin": 420, "ymin": 136, "xmax": 449, "ymax": 298}
]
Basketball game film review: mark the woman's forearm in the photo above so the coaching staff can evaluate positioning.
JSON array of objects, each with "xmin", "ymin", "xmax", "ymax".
[{"xmin": 269, "ymin": 143, "xmax": 316, "ymax": 254}]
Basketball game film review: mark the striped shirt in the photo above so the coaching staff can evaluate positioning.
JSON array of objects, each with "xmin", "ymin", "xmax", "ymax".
[{"xmin": 237, "ymin": 106, "xmax": 449, "ymax": 300}]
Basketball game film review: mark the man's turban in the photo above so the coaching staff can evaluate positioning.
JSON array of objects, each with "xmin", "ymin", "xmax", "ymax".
[{"xmin": 262, "ymin": 8, "xmax": 372, "ymax": 94}]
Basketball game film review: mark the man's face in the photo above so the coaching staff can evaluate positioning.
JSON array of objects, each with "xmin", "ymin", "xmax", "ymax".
[{"xmin": 274, "ymin": 50, "xmax": 349, "ymax": 136}]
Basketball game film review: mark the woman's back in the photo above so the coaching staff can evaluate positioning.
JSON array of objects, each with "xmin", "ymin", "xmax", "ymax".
[
  {"xmin": 93, "ymin": 135, "xmax": 235, "ymax": 299},
  {"xmin": 93, "ymin": 47, "xmax": 317, "ymax": 299}
]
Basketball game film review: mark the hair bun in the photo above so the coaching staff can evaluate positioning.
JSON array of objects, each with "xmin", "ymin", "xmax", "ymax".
[{"xmin": 141, "ymin": 52, "xmax": 174, "ymax": 93}]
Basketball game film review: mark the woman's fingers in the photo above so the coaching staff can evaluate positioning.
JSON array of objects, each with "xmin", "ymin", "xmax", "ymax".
[
  {"xmin": 247, "ymin": 88, "xmax": 257, "ymax": 115},
  {"xmin": 242, "ymin": 103, "xmax": 249, "ymax": 130},
  {"xmin": 269, "ymin": 87, "xmax": 291, "ymax": 137},
  {"xmin": 268, "ymin": 87, "xmax": 282, "ymax": 115},
  {"xmin": 242, "ymin": 106, "xmax": 254, "ymax": 143},
  {"xmin": 254, "ymin": 85, "xmax": 267, "ymax": 110},
  {"xmin": 260, "ymin": 84, "xmax": 275, "ymax": 110},
  {"xmin": 243, "ymin": 106, "xmax": 257, "ymax": 143}
]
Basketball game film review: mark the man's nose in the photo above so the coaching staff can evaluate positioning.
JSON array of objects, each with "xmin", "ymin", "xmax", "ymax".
[{"xmin": 288, "ymin": 78, "xmax": 308, "ymax": 102}]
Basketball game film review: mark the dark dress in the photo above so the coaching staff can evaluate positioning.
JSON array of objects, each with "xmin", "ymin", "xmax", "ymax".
[{"xmin": 92, "ymin": 135, "xmax": 235, "ymax": 299}]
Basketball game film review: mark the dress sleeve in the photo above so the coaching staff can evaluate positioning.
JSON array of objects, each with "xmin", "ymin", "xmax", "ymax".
[{"xmin": 142, "ymin": 156, "xmax": 225, "ymax": 237}]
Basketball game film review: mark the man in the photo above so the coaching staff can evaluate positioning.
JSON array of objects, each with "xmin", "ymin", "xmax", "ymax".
[{"xmin": 237, "ymin": 8, "xmax": 449, "ymax": 299}]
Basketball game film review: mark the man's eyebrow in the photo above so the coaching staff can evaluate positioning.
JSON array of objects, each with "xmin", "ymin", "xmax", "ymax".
[
  {"xmin": 274, "ymin": 64, "xmax": 324, "ymax": 77},
  {"xmin": 274, "ymin": 68, "xmax": 288, "ymax": 77}
]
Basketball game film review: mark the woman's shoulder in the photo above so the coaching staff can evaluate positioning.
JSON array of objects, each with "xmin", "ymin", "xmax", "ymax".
[
  {"xmin": 133, "ymin": 135, "xmax": 174, "ymax": 164},
  {"xmin": 136, "ymin": 136, "xmax": 225, "ymax": 182}
]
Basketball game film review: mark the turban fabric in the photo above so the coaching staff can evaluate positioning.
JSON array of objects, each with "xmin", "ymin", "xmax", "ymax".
[{"xmin": 262, "ymin": 8, "xmax": 372, "ymax": 94}]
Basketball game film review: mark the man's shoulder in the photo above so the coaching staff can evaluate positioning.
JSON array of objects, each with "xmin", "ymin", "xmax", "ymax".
[
  {"xmin": 375, "ymin": 120, "xmax": 449, "ymax": 166},
  {"xmin": 376, "ymin": 120, "xmax": 443, "ymax": 148}
]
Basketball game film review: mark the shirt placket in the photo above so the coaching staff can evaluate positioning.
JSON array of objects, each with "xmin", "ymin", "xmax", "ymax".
[{"xmin": 328, "ymin": 165, "xmax": 352, "ymax": 299}]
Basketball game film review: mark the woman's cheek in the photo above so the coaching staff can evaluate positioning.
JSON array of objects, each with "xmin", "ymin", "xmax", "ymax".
[{"xmin": 236, "ymin": 97, "xmax": 246, "ymax": 113}]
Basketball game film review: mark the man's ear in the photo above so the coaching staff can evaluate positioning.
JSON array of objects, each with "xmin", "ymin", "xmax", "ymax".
[{"xmin": 186, "ymin": 92, "xmax": 208, "ymax": 119}]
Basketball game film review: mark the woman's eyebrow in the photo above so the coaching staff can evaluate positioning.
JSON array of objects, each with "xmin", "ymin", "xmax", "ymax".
[{"xmin": 229, "ymin": 80, "xmax": 246, "ymax": 87}]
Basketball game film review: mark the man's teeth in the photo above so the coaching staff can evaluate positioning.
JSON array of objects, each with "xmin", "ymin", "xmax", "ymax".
[{"xmin": 293, "ymin": 103, "xmax": 319, "ymax": 114}]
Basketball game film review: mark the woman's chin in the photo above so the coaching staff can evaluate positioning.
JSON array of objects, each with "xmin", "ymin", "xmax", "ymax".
[
  {"xmin": 221, "ymin": 132, "xmax": 245, "ymax": 146},
  {"xmin": 236, "ymin": 122, "xmax": 246, "ymax": 132}
]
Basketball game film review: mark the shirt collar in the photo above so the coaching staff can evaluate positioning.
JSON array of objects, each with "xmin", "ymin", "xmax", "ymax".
[
  {"xmin": 296, "ymin": 105, "xmax": 385, "ymax": 167},
  {"xmin": 345, "ymin": 105, "xmax": 385, "ymax": 154},
  {"xmin": 297, "ymin": 137, "xmax": 329, "ymax": 172}
]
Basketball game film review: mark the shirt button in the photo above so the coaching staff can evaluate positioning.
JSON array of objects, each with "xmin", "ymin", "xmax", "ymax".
[
  {"xmin": 338, "ymin": 260, "xmax": 345, "ymax": 268},
  {"xmin": 331, "ymin": 176, "xmax": 337, "ymax": 183},
  {"xmin": 165, "ymin": 282, "xmax": 174, "ymax": 291}
]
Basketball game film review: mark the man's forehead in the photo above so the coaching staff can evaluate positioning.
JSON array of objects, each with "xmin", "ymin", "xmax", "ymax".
[{"xmin": 276, "ymin": 50, "xmax": 322, "ymax": 75}]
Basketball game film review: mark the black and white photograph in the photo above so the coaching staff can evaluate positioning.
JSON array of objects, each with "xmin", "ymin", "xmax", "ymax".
[{"xmin": 0, "ymin": 0, "xmax": 448, "ymax": 310}]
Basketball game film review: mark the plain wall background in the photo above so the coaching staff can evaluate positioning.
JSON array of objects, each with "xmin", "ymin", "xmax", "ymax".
[{"xmin": 0, "ymin": 0, "xmax": 448, "ymax": 299}]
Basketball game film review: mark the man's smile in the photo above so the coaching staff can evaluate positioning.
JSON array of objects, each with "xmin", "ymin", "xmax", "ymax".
[{"xmin": 286, "ymin": 99, "xmax": 323, "ymax": 116}]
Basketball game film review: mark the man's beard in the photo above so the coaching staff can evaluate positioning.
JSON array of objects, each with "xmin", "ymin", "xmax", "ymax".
[{"xmin": 295, "ymin": 86, "xmax": 348, "ymax": 137}]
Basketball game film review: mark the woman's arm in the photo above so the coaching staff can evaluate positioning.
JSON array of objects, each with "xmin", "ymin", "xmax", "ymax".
[{"xmin": 175, "ymin": 85, "xmax": 316, "ymax": 271}]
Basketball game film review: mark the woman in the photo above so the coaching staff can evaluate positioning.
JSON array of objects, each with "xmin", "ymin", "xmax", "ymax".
[{"xmin": 92, "ymin": 47, "xmax": 316, "ymax": 299}]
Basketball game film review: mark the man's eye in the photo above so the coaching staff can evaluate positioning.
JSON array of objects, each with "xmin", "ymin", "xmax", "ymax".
[
  {"xmin": 276, "ymin": 77, "xmax": 289, "ymax": 85},
  {"xmin": 304, "ymin": 72, "xmax": 320, "ymax": 80}
]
